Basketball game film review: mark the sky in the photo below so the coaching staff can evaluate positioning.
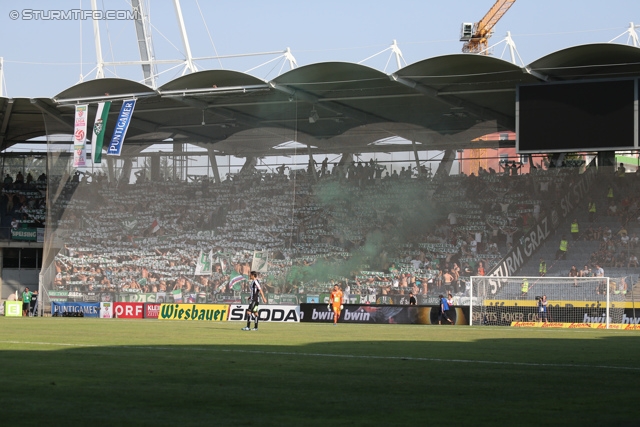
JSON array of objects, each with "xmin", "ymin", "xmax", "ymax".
[{"xmin": 0, "ymin": 0, "xmax": 638, "ymax": 98}]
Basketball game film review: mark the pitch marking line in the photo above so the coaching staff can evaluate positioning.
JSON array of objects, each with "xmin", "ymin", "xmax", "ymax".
[{"xmin": 2, "ymin": 340, "xmax": 639, "ymax": 372}]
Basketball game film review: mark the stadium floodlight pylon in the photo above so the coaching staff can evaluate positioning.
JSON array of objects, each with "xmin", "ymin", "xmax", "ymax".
[{"xmin": 468, "ymin": 276, "xmax": 617, "ymax": 328}]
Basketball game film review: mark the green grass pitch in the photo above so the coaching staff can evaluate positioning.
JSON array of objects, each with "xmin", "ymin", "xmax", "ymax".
[{"xmin": 0, "ymin": 318, "xmax": 638, "ymax": 426}]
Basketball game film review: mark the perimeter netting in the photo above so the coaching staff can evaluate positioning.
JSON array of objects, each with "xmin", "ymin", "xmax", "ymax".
[{"xmin": 469, "ymin": 276, "xmax": 625, "ymax": 326}]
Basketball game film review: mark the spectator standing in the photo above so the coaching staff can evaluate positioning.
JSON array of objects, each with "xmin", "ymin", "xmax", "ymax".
[
  {"xmin": 556, "ymin": 236, "xmax": 568, "ymax": 260},
  {"xmin": 588, "ymin": 199, "xmax": 596, "ymax": 223},
  {"xmin": 22, "ymin": 287, "xmax": 33, "ymax": 317},
  {"xmin": 476, "ymin": 262, "xmax": 485, "ymax": 277},
  {"xmin": 451, "ymin": 263, "xmax": 461, "ymax": 293},
  {"xmin": 539, "ymin": 258, "xmax": 547, "ymax": 277},
  {"xmin": 570, "ymin": 219, "xmax": 580, "ymax": 241},
  {"xmin": 607, "ymin": 186, "xmax": 614, "ymax": 201},
  {"xmin": 520, "ymin": 278, "xmax": 529, "ymax": 299},
  {"xmin": 409, "ymin": 292, "xmax": 417, "ymax": 305},
  {"xmin": 443, "ymin": 269, "xmax": 453, "ymax": 294}
]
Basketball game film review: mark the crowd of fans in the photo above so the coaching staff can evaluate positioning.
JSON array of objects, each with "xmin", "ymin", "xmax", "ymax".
[
  {"xmin": 0, "ymin": 171, "xmax": 47, "ymax": 238},
  {"xmin": 558, "ymin": 164, "xmax": 640, "ymax": 296},
  {"xmin": 4, "ymin": 155, "xmax": 637, "ymax": 305},
  {"xmin": 29, "ymin": 155, "xmax": 589, "ymax": 305}
]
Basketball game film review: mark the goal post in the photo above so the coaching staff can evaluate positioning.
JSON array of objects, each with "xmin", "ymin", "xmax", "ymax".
[{"xmin": 468, "ymin": 276, "xmax": 623, "ymax": 328}]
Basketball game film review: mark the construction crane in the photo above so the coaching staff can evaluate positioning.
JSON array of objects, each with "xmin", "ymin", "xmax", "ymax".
[{"xmin": 460, "ymin": 0, "xmax": 516, "ymax": 54}]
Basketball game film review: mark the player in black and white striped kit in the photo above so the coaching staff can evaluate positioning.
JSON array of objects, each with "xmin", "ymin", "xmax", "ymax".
[{"xmin": 242, "ymin": 271, "xmax": 267, "ymax": 331}]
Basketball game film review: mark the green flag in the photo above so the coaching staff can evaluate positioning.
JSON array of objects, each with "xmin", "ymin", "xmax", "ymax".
[{"xmin": 92, "ymin": 101, "xmax": 111, "ymax": 164}]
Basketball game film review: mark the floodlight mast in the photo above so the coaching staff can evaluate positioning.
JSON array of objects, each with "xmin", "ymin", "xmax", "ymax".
[
  {"xmin": 91, "ymin": 0, "xmax": 105, "ymax": 79},
  {"xmin": 173, "ymin": 0, "xmax": 198, "ymax": 75},
  {"xmin": 0, "ymin": 57, "xmax": 4, "ymax": 97},
  {"xmin": 460, "ymin": 0, "xmax": 516, "ymax": 55},
  {"xmin": 131, "ymin": 0, "xmax": 158, "ymax": 88}
]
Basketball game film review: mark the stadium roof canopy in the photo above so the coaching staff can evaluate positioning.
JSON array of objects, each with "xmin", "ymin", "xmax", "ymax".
[{"xmin": 1, "ymin": 43, "xmax": 639, "ymax": 157}]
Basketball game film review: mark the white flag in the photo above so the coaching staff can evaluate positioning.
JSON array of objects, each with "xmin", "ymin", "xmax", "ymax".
[
  {"xmin": 194, "ymin": 250, "xmax": 213, "ymax": 276},
  {"xmin": 251, "ymin": 251, "xmax": 268, "ymax": 272}
]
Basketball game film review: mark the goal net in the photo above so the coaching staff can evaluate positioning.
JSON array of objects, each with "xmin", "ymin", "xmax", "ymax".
[{"xmin": 468, "ymin": 276, "xmax": 624, "ymax": 327}]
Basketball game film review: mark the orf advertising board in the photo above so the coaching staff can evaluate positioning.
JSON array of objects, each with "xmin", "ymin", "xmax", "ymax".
[
  {"xmin": 114, "ymin": 302, "xmax": 145, "ymax": 319},
  {"xmin": 227, "ymin": 304, "xmax": 300, "ymax": 322}
]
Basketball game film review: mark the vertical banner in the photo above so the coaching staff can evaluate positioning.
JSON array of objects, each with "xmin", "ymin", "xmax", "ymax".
[
  {"xmin": 251, "ymin": 251, "xmax": 268, "ymax": 272},
  {"xmin": 107, "ymin": 99, "xmax": 136, "ymax": 156},
  {"xmin": 92, "ymin": 101, "xmax": 111, "ymax": 164},
  {"xmin": 99, "ymin": 302, "xmax": 113, "ymax": 318},
  {"xmin": 194, "ymin": 249, "xmax": 213, "ymax": 275},
  {"xmin": 73, "ymin": 104, "xmax": 88, "ymax": 167}
]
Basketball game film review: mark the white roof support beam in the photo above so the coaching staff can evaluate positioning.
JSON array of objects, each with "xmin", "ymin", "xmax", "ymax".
[
  {"xmin": 173, "ymin": 0, "xmax": 198, "ymax": 75},
  {"xmin": 609, "ymin": 22, "xmax": 640, "ymax": 48},
  {"xmin": 91, "ymin": 0, "xmax": 105, "ymax": 79},
  {"xmin": 131, "ymin": 0, "xmax": 157, "ymax": 88},
  {"xmin": 359, "ymin": 40, "xmax": 407, "ymax": 72},
  {"xmin": 284, "ymin": 48, "xmax": 298, "ymax": 70}
]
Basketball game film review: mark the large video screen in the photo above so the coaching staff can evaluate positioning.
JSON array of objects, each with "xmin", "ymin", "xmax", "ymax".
[{"xmin": 517, "ymin": 79, "xmax": 637, "ymax": 153}]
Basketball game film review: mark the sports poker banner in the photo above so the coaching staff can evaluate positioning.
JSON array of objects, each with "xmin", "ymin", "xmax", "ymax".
[{"xmin": 474, "ymin": 305, "xmax": 638, "ymax": 326}]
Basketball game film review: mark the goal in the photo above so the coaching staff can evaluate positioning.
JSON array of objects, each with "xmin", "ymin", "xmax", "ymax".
[{"xmin": 468, "ymin": 276, "xmax": 623, "ymax": 328}]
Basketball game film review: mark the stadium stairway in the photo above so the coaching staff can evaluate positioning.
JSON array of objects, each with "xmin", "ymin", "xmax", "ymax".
[
  {"xmin": 516, "ymin": 175, "xmax": 626, "ymax": 278},
  {"xmin": 490, "ymin": 172, "xmax": 640, "ymax": 302}
]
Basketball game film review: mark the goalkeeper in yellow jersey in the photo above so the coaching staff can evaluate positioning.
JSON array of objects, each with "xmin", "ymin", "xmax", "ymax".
[{"xmin": 328, "ymin": 284, "xmax": 344, "ymax": 325}]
